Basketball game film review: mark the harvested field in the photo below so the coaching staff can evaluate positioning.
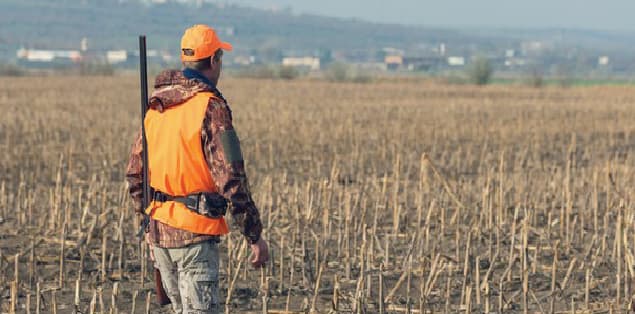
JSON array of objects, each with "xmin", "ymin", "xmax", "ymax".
[{"xmin": 1, "ymin": 76, "xmax": 635, "ymax": 313}]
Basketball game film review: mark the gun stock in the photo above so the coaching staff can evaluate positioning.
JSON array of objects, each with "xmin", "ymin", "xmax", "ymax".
[{"xmin": 154, "ymin": 268, "xmax": 172, "ymax": 306}]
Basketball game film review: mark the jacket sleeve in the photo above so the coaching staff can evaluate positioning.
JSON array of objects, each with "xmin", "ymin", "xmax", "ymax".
[
  {"xmin": 202, "ymin": 98, "xmax": 263, "ymax": 244},
  {"xmin": 125, "ymin": 129, "xmax": 144, "ymax": 213}
]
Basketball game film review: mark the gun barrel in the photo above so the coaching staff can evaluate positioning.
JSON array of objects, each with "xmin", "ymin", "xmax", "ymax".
[
  {"xmin": 138, "ymin": 35, "xmax": 172, "ymax": 307},
  {"xmin": 139, "ymin": 35, "xmax": 150, "ymax": 210}
]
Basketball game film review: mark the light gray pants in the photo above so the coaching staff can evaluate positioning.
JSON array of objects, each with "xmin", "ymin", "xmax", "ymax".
[{"xmin": 153, "ymin": 240, "xmax": 221, "ymax": 314}]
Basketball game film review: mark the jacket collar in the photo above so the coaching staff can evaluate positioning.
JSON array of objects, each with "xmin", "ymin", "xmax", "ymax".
[{"xmin": 182, "ymin": 68, "xmax": 225, "ymax": 102}]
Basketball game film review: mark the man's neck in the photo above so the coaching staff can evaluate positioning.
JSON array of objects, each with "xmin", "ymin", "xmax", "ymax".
[
  {"xmin": 182, "ymin": 68, "xmax": 225, "ymax": 102},
  {"xmin": 182, "ymin": 68, "xmax": 216, "ymax": 88}
]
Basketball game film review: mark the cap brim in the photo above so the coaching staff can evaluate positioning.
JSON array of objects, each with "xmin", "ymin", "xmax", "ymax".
[{"xmin": 220, "ymin": 42, "xmax": 233, "ymax": 51}]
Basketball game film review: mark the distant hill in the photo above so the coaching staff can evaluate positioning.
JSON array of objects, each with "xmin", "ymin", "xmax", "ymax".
[
  {"xmin": 1, "ymin": 0, "xmax": 635, "ymax": 61},
  {"xmin": 0, "ymin": 0, "xmax": 466, "ymax": 52}
]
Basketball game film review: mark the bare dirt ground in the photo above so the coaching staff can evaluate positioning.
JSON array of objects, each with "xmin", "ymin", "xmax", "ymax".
[{"xmin": 1, "ymin": 76, "xmax": 635, "ymax": 313}]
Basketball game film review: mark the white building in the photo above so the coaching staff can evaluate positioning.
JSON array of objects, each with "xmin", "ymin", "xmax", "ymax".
[
  {"xmin": 598, "ymin": 56, "xmax": 610, "ymax": 66},
  {"xmin": 17, "ymin": 49, "xmax": 81, "ymax": 62},
  {"xmin": 447, "ymin": 56, "xmax": 465, "ymax": 66},
  {"xmin": 107, "ymin": 50, "xmax": 128, "ymax": 64},
  {"xmin": 282, "ymin": 57, "xmax": 320, "ymax": 71},
  {"xmin": 233, "ymin": 55, "xmax": 256, "ymax": 66}
]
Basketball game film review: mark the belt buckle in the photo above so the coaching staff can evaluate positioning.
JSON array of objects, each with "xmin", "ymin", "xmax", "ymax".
[{"xmin": 185, "ymin": 194, "xmax": 200, "ymax": 211}]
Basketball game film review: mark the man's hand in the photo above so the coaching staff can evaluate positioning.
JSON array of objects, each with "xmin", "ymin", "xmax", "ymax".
[
  {"xmin": 145, "ymin": 234, "xmax": 156, "ymax": 262},
  {"xmin": 250, "ymin": 238, "xmax": 269, "ymax": 268}
]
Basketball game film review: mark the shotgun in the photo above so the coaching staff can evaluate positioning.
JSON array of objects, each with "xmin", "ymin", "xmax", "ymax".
[{"xmin": 138, "ymin": 35, "xmax": 171, "ymax": 307}]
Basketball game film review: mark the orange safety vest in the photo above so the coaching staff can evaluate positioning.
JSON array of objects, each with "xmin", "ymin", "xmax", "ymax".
[{"xmin": 143, "ymin": 92, "xmax": 229, "ymax": 235}]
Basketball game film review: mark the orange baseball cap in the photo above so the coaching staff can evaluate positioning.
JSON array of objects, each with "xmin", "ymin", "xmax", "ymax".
[{"xmin": 180, "ymin": 24, "xmax": 233, "ymax": 62}]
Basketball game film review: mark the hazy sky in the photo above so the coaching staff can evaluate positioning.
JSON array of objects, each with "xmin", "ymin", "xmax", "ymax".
[{"xmin": 227, "ymin": 0, "xmax": 635, "ymax": 31}]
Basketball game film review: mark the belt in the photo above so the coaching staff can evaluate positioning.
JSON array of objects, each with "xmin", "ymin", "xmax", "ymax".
[
  {"xmin": 151, "ymin": 189, "xmax": 228, "ymax": 218},
  {"xmin": 152, "ymin": 190, "xmax": 200, "ymax": 211}
]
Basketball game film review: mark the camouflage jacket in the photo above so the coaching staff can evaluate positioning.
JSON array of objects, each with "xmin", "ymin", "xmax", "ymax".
[{"xmin": 126, "ymin": 69, "xmax": 263, "ymax": 248}]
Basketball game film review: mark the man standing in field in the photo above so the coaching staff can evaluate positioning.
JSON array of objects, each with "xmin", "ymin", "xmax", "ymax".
[{"xmin": 126, "ymin": 24, "xmax": 269, "ymax": 313}]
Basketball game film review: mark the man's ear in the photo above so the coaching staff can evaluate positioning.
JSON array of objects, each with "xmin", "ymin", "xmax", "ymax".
[{"xmin": 210, "ymin": 55, "xmax": 219, "ymax": 67}]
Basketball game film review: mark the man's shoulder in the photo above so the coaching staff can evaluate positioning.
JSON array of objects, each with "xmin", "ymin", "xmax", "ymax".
[
  {"xmin": 203, "ymin": 96, "xmax": 232, "ymax": 125},
  {"xmin": 205, "ymin": 95, "xmax": 230, "ymax": 111}
]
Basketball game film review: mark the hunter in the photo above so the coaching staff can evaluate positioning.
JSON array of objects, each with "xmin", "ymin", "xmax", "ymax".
[{"xmin": 126, "ymin": 24, "xmax": 269, "ymax": 313}]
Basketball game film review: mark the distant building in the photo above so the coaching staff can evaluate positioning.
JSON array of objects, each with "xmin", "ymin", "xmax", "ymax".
[
  {"xmin": 106, "ymin": 50, "xmax": 127, "ymax": 64},
  {"xmin": 124, "ymin": 49, "xmax": 173, "ymax": 66},
  {"xmin": 598, "ymin": 56, "xmax": 610, "ymax": 66},
  {"xmin": 17, "ymin": 49, "xmax": 81, "ymax": 63},
  {"xmin": 81, "ymin": 37, "xmax": 89, "ymax": 52},
  {"xmin": 504, "ymin": 58, "xmax": 527, "ymax": 67},
  {"xmin": 439, "ymin": 43, "xmax": 446, "ymax": 57},
  {"xmin": 447, "ymin": 56, "xmax": 465, "ymax": 66},
  {"xmin": 403, "ymin": 57, "xmax": 444, "ymax": 71},
  {"xmin": 233, "ymin": 55, "xmax": 256, "ymax": 66},
  {"xmin": 282, "ymin": 57, "xmax": 320, "ymax": 70},
  {"xmin": 384, "ymin": 55, "xmax": 403, "ymax": 71}
]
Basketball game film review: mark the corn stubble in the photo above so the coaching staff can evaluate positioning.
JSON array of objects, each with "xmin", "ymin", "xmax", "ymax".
[{"xmin": 0, "ymin": 76, "xmax": 634, "ymax": 313}]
